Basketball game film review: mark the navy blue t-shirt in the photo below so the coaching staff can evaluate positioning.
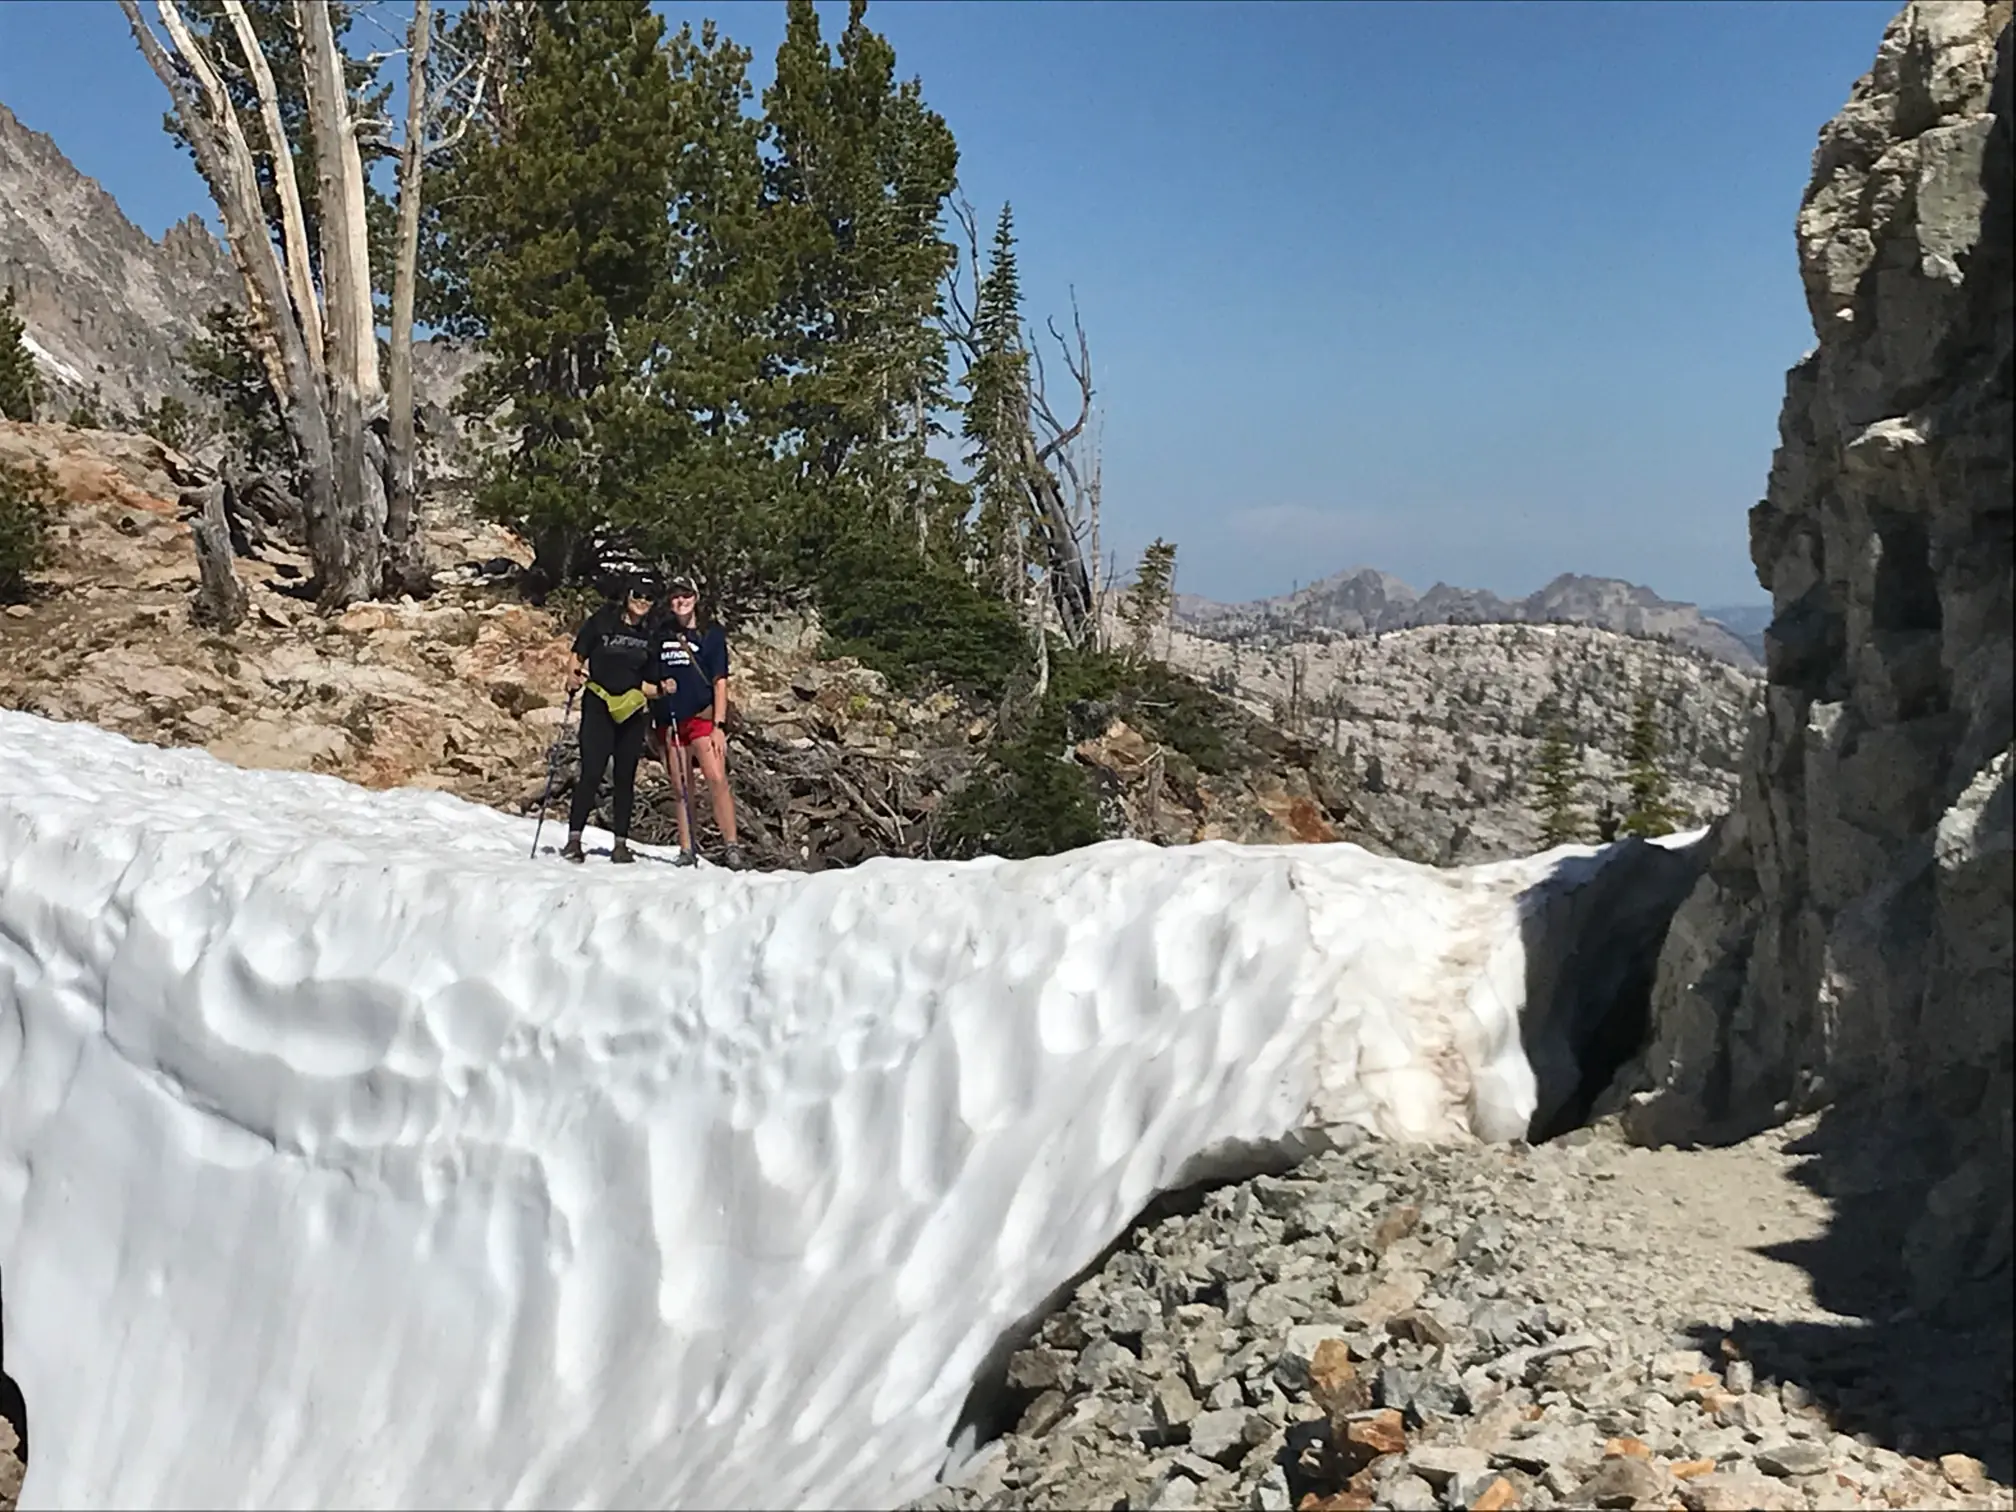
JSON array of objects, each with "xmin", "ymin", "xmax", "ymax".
[{"xmin": 650, "ymin": 622, "xmax": 729, "ymax": 722}]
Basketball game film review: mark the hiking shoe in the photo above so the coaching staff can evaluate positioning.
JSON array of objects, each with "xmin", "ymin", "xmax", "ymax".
[
  {"xmin": 610, "ymin": 841, "xmax": 636, "ymax": 865},
  {"xmin": 671, "ymin": 848, "xmax": 698, "ymax": 868},
  {"xmin": 722, "ymin": 844, "xmax": 747, "ymax": 871},
  {"xmin": 560, "ymin": 836, "xmax": 585, "ymax": 864}
]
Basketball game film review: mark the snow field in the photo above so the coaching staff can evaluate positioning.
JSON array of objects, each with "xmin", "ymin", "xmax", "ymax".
[{"xmin": 0, "ymin": 708, "xmax": 1696, "ymax": 1509}]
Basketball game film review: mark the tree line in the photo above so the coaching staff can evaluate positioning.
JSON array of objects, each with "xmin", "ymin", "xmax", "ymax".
[
  {"xmin": 4, "ymin": 1, "xmax": 1199, "ymax": 855},
  {"xmin": 98, "ymin": 0, "xmax": 1122, "ymax": 670}
]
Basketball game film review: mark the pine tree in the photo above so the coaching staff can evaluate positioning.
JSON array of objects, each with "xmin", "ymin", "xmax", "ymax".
[
  {"xmin": 68, "ymin": 386, "xmax": 103, "ymax": 429},
  {"xmin": 762, "ymin": 0, "xmax": 958, "ymax": 502},
  {"xmin": 1532, "ymin": 715, "xmax": 1584, "ymax": 846},
  {"xmin": 963, "ymin": 202, "xmax": 1034, "ymax": 593},
  {"xmin": 185, "ymin": 305, "xmax": 290, "ymax": 472},
  {"xmin": 431, "ymin": 0, "xmax": 676, "ymax": 589},
  {"xmin": 1620, "ymin": 692, "xmax": 1682, "ymax": 837},
  {"xmin": 0, "ymin": 288, "xmax": 40, "ymax": 421},
  {"xmin": 0, "ymin": 454, "xmax": 56, "ymax": 601},
  {"xmin": 604, "ymin": 19, "xmax": 799, "ymax": 620},
  {"xmin": 1121, "ymin": 539, "xmax": 1178, "ymax": 662}
]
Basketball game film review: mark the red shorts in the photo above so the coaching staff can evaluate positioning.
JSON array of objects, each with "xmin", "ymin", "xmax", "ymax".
[{"xmin": 655, "ymin": 715, "xmax": 714, "ymax": 749}]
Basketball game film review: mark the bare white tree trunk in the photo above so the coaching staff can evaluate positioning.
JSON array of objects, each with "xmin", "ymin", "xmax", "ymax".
[
  {"xmin": 125, "ymin": 0, "xmax": 346, "ymax": 601},
  {"xmin": 221, "ymin": 0, "xmax": 323, "ymax": 373},
  {"xmin": 296, "ymin": 0, "xmax": 387, "ymax": 605},
  {"xmin": 140, "ymin": 0, "xmax": 298, "ymax": 411},
  {"xmin": 1084, "ymin": 415, "xmax": 1104, "ymax": 652},
  {"xmin": 385, "ymin": 0, "xmax": 433, "ymax": 596},
  {"xmin": 130, "ymin": 0, "xmax": 502, "ymax": 612}
]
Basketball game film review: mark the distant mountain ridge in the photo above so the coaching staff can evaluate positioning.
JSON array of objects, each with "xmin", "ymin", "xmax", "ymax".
[
  {"xmin": 2, "ymin": 97, "xmax": 484, "ymax": 458},
  {"xmin": 0, "ymin": 100, "xmax": 237, "ymax": 420},
  {"xmin": 1177, "ymin": 566, "xmax": 1765, "ymax": 668}
]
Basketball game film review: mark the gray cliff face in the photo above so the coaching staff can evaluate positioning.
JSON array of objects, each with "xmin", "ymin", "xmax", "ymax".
[
  {"xmin": 1621, "ymin": 1, "xmax": 2012, "ymax": 1321},
  {"xmin": 0, "ymin": 101, "xmax": 237, "ymax": 419},
  {"xmin": 1181, "ymin": 569, "xmax": 1762, "ymax": 668}
]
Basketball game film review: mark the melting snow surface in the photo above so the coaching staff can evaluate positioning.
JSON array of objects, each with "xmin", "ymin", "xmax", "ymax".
[{"xmin": 0, "ymin": 709, "xmax": 1693, "ymax": 1509}]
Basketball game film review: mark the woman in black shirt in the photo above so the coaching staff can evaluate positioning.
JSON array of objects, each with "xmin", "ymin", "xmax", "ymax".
[{"xmin": 562, "ymin": 574, "xmax": 664, "ymax": 864}]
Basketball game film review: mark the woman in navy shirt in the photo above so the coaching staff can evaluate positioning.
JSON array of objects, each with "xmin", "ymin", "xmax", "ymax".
[{"xmin": 648, "ymin": 574, "xmax": 744, "ymax": 869}]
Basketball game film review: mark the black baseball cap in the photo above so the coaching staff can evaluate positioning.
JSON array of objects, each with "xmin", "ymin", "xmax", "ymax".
[{"xmin": 621, "ymin": 572, "xmax": 661, "ymax": 600}]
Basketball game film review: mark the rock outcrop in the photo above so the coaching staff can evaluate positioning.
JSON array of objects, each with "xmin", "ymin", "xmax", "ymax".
[
  {"xmin": 1619, "ymin": 1, "xmax": 2012, "ymax": 1323},
  {"xmin": 1180, "ymin": 569, "xmax": 1764, "ymax": 669},
  {"xmin": 0, "ymin": 102, "xmax": 237, "ymax": 420}
]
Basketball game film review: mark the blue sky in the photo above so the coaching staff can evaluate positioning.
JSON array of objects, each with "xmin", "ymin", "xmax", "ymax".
[{"xmin": 0, "ymin": 1, "xmax": 1895, "ymax": 607}]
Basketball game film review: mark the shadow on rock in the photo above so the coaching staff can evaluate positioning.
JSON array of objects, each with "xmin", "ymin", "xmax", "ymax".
[{"xmin": 1687, "ymin": 1105, "xmax": 2014, "ymax": 1486}]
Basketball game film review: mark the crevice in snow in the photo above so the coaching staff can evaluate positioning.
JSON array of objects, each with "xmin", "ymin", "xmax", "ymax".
[{"xmin": 1514, "ymin": 835, "xmax": 1712, "ymax": 1143}]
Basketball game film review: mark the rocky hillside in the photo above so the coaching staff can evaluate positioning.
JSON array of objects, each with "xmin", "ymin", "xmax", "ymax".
[
  {"xmin": 1179, "ymin": 569, "xmax": 1763, "ymax": 670},
  {"xmin": 1621, "ymin": 1, "xmax": 2011, "ymax": 1325},
  {"xmin": 0, "ymin": 419, "xmax": 1394, "ymax": 873},
  {"xmin": 0, "ymin": 102, "xmax": 236, "ymax": 420},
  {"xmin": 1144, "ymin": 615, "xmax": 1762, "ymax": 866}
]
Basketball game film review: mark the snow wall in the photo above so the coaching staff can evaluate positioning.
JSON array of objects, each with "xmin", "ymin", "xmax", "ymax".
[{"xmin": 0, "ymin": 708, "xmax": 1707, "ymax": 1510}]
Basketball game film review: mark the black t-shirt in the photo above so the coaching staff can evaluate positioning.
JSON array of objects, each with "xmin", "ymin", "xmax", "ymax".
[
  {"xmin": 651, "ymin": 621, "xmax": 729, "ymax": 720},
  {"xmin": 572, "ymin": 604, "xmax": 660, "ymax": 695}
]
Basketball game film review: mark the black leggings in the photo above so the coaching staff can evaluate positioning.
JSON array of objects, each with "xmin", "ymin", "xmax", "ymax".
[{"xmin": 568, "ymin": 694, "xmax": 648, "ymax": 839}]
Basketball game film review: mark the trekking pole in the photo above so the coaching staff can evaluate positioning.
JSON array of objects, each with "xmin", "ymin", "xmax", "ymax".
[
  {"xmin": 530, "ymin": 686, "xmax": 579, "ymax": 859},
  {"xmin": 672, "ymin": 729, "xmax": 698, "ymax": 863}
]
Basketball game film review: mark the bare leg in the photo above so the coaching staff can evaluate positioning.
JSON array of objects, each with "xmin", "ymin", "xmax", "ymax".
[{"xmin": 692, "ymin": 732, "xmax": 738, "ymax": 846}]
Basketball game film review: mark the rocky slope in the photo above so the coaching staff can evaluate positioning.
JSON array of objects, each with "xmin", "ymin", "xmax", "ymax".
[
  {"xmin": 0, "ymin": 102, "xmax": 236, "ymax": 420},
  {"xmin": 911, "ymin": 1117, "xmax": 2011, "ymax": 1512},
  {"xmin": 1179, "ymin": 570, "xmax": 1763, "ymax": 670},
  {"xmin": 1143, "ymin": 616, "xmax": 1762, "ymax": 866},
  {"xmin": 1618, "ymin": 0, "xmax": 2013, "ymax": 1328}
]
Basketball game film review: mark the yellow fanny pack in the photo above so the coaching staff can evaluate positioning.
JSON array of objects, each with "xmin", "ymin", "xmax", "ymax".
[{"xmin": 587, "ymin": 682, "xmax": 649, "ymax": 724}]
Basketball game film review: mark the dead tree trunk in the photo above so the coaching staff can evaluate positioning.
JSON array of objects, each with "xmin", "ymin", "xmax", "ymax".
[
  {"xmin": 126, "ymin": 0, "xmax": 497, "ymax": 613},
  {"xmin": 1019, "ymin": 429, "xmax": 1093, "ymax": 645},
  {"xmin": 187, "ymin": 481, "xmax": 248, "ymax": 629},
  {"xmin": 297, "ymin": 0, "xmax": 387, "ymax": 608},
  {"xmin": 944, "ymin": 198, "xmax": 1102, "ymax": 649},
  {"xmin": 384, "ymin": 0, "xmax": 433, "ymax": 599},
  {"xmin": 123, "ymin": 0, "xmax": 352, "ymax": 610}
]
